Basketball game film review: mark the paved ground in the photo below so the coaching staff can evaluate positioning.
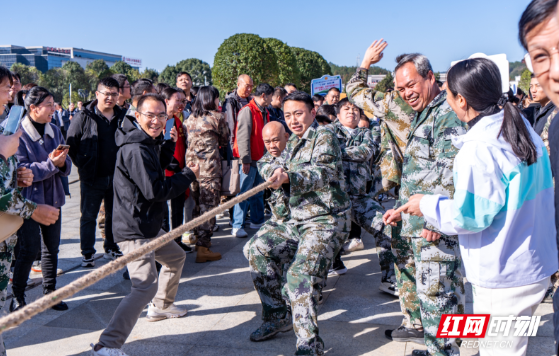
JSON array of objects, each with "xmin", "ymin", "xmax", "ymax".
[{"xmin": 3, "ymin": 170, "xmax": 556, "ymax": 355}]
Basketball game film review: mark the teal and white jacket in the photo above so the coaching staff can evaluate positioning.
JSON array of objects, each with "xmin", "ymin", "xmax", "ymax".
[{"xmin": 420, "ymin": 110, "xmax": 558, "ymax": 288}]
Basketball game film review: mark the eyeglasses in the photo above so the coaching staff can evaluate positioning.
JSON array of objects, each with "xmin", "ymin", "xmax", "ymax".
[
  {"xmin": 529, "ymin": 46, "xmax": 559, "ymax": 76},
  {"xmin": 98, "ymin": 91, "xmax": 119, "ymax": 98},
  {"xmin": 138, "ymin": 111, "xmax": 168, "ymax": 121}
]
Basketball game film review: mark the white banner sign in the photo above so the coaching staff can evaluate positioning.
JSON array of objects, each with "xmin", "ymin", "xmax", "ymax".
[{"xmin": 122, "ymin": 56, "xmax": 142, "ymax": 67}]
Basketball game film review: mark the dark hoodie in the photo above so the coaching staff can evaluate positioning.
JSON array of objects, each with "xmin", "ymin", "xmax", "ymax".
[{"xmin": 112, "ymin": 116, "xmax": 196, "ymax": 242}]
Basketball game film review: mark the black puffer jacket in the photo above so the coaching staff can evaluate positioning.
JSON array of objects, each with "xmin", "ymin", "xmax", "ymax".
[
  {"xmin": 66, "ymin": 100, "xmax": 126, "ymax": 184},
  {"xmin": 112, "ymin": 116, "xmax": 196, "ymax": 242}
]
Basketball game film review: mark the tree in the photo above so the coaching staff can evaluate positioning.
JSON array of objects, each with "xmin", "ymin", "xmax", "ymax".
[
  {"xmin": 159, "ymin": 65, "xmax": 178, "ymax": 87},
  {"xmin": 86, "ymin": 59, "xmax": 111, "ymax": 79},
  {"xmin": 62, "ymin": 61, "xmax": 90, "ymax": 93},
  {"xmin": 141, "ymin": 68, "xmax": 159, "ymax": 83},
  {"xmin": 329, "ymin": 62, "xmax": 389, "ymax": 83},
  {"xmin": 375, "ymin": 72, "xmax": 394, "ymax": 93},
  {"xmin": 10, "ymin": 63, "xmax": 42, "ymax": 85},
  {"xmin": 264, "ymin": 38, "xmax": 300, "ymax": 87},
  {"xmin": 62, "ymin": 91, "xmax": 82, "ymax": 108},
  {"xmin": 510, "ymin": 60, "xmax": 528, "ymax": 78},
  {"xmin": 213, "ymin": 33, "xmax": 279, "ymax": 98},
  {"xmin": 519, "ymin": 68, "xmax": 532, "ymax": 95},
  {"xmin": 291, "ymin": 47, "xmax": 329, "ymax": 93},
  {"xmin": 38, "ymin": 68, "xmax": 66, "ymax": 102},
  {"xmin": 176, "ymin": 58, "xmax": 212, "ymax": 86},
  {"xmin": 110, "ymin": 61, "xmax": 140, "ymax": 83}
]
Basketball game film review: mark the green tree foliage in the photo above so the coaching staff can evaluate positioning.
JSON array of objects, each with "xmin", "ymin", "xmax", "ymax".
[
  {"xmin": 519, "ymin": 68, "xmax": 532, "ymax": 95},
  {"xmin": 86, "ymin": 59, "xmax": 111, "ymax": 80},
  {"xmin": 375, "ymin": 72, "xmax": 394, "ymax": 93},
  {"xmin": 10, "ymin": 63, "xmax": 42, "ymax": 85},
  {"xmin": 264, "ymin": 38, "xmax": 300, "ymax": 87},
  {"xmin": 176, "ymin": 58, "xmax": 212, "ymax": 86},
  {"xmin": 510, "ymin": 61, "xmax": 528, "ymax": 78},
  {"xmin": 213, "ymin": 33, "xmax": 279, "ymax": 97},
  {"xmin": 159, "ymin": 65, "xmax": 179, "ymax": 87},
  {"xmin": 111, "ymin": 61, "xmax": 140, "ymax": 83},
  {"xmin": 141, "ymin": 68, "xmax": 160, "ymax": 83},
  {"xmin": 329, "ymin": 63, "xmax": 389, "ymax": 83},
  {"xmin": 291, "ymin": 47, "xmax": 330, "ymax": 93},
  {"xmin": 62, "ymin": 91, "xmax": 82, "ymax": 108},
  {"xmin": 62, "ymin": 61, "xmax": 91, "ymax": 96},
  {"xmin": 38, "ymin": 68, "xmax": 66, "ymax": 102}
]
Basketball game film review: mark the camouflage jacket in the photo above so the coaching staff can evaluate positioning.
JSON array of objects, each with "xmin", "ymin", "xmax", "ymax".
[
  {"xmin": 328, "ymin": 120, "xmax": 378, "ymax": 196},
  {"xmin": 346, "ymin": 68, "xmax": 414, "ymax": 191},
  {"xmin": 540, "ymin": 107, "xmax": 559, "ymax": 154},
  {"xmin": 258, "ymin": 151, "xmax": 290, "ymax": 223},
  {"xmin": 259, "ymin": 121, "xmax": 350, "ymax": 225},
  {"xmin": 0, "ymin": 128, "xmax": 37, "ymax": 219},
  {"xmin": 185, "ymin": 111, "xmax": 230, "ymax": 179},
  {"xmin": 400, "ymin": 91, "xmax": 466, "ymax": 237}
]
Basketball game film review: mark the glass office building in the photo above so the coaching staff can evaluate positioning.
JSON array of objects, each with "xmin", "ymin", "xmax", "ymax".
[{"xmin": 0, "ymin": 45, "xmax": 140, "ymax": 72}]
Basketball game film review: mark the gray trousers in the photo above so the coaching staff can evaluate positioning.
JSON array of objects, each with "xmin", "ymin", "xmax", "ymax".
[{"xmin": 99, "ymin": 235, "xmax": 186, "ymax": 349}]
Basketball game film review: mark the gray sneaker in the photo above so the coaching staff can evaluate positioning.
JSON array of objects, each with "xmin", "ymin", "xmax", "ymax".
[
  {"xmin": 250, "ymin": 313, "xmax": 293, "ymax": 342},
  {"xmin": 385, "ymin": 325, "xmax": 425, "ymax": 344}
]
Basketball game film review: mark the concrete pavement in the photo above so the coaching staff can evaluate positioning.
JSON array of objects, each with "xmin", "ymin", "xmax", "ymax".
[{"xmin": 3, "ymin": 170, "xmax": 556, "ymax": 355}]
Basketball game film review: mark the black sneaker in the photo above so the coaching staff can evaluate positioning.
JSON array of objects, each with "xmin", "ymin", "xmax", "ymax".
[
  {"xmin": 123, "ymin": 269, "xmax": 130, "ymax": 280},
  {"xmin": 44, "ymin": 288, "xmax": 69, "ymax": 311},
  {"xmin": 104, "ymin": 249, "xmax": 123, "ymax": 260},
  {"xmin": 385, "ymin": 325, "xmax": 425, "ymax": 344},
  {"xmin": 411, "ymin": 351, "xmax": 430, "ymax": 356},
  {"xmin": 82, "ymin": 254, "xmax": 95, "ymax": 268},
  {"xmin": 10, "ymin": 295, "xmax": 26, "ymax": 312},
  {"xmin": 176, "ymin": 241, "xmax": 194, "ymax": 254}
]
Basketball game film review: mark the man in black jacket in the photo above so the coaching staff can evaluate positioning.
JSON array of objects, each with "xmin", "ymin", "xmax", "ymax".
[
  {"xmin": 67, "ymin": 77, "xmax": 126, "ymax": 267},
  {"xmin": 91, "ymin": 94, "xmax": 198, "ymax": 356},
  {"xmin": 531, "ymin": 75, "xmax": 557, "ymax": 135}
]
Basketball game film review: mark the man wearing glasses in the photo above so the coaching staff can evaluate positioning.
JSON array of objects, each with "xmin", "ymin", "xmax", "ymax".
[{"xmin": 67, "ymin": 77, "xmax": 126, "ymax": 268}]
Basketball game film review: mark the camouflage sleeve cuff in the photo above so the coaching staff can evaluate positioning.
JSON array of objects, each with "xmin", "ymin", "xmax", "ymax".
[{"xmin": 423, "ymin": 221, "xmax": 443, "ymax": 235}]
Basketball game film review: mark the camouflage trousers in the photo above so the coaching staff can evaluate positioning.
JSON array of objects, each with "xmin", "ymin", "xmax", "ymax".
[
  {"xmin": 245, "ymin": 217, "xmax": 349, "ymax": 356},
  {"xmin": 0, "ymin": 235, "xmax": 17, "ymax": 356},
  {"xmin": 191, "ymin": 178, "xmax": 221, "ymax": 248},
  {"xmin": 409, "ymin": 234, "xmax": 465, "ymax": 356},
  {"xmin": 350, "ymin": 194, "xmax": 395, "ymax": 281}
]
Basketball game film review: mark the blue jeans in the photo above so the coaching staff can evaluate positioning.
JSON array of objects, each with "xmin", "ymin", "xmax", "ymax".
[{"xmin": 232, "ymin": 165, "xmax": 265, "ymax": 229}]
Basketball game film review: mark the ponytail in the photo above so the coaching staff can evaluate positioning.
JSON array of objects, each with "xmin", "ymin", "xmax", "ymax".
[
  {"xmin": 499, "ymin": 101, "xmax": 538, "ymax": 165},
  {"xmin": 448, "ymin": 57, "xmax": 538, "ymax": 165}
]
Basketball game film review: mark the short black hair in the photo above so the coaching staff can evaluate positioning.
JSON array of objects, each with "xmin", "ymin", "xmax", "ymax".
[
  {"xmin": 312, "ymin": 94, "xmax": 324, "ymax": 102},
  {"xmin": 111, "ymin": 74, "xmax": 128, "ymax": 90},
  {"xmin": 315, "ymin": 115, "xmax": 332, "ymax": 125},
  {"xmin": 519, "ymin": 0, "xmax": 558, "ymax": 50},
  {"xmin": 176, "ymin": 71, "xmax": 192, "ymax": 81},
  {"xmin": 282, "ymin": 91, "xmax": 314, "ymax": 111},
  {"xmin": 97, "ymin": 77, "xmax": 120, "ymax": 91},
  {"xmin": 274, "ymin": 87, "xmax": 287, "ymax": 98},
  {"xmin": 24, "ymin": 86, "xmax": 53, "ymax": 112},
  {"xmin": 285, "ymin": 83, "xmax": 297, "ymax": 89},
  {"xmin": 0, "ymin": 66, "xmax": 13, "ymax": 86},
  {"xmin": 155, "ymin": 82, "xmax": 170, "ymax": 94},
  {"xmin": 191, "ymin": 86, "xmax": 200, "ymax": 96},
  {"xmin": 131, "ymin": 78, "xmax": 154, "ymax": 97},
  {"xmin": 254, "ymin": 83, "xmax": 274, "ymax": 97},
  {"xmin": 335, "ymin": 98, "xmax": 356, "ymax": 114},
  {"xmin": 327, "ymin": 87, "xmax": 340, "ymax": 94},
  {"xmin": 11, "ymin": 72, "xmax": 21, "ymax": 82},
  {"xmin": 137, "ymin": 93, "xmax": 166, "ymax": 112},
  {"xmin": 317, "ymin": 104, "xmax": 336, "ymax": 117},
  {"xmin": 161, "ymin": 87, "xmax": 179, "ymax": 101}
]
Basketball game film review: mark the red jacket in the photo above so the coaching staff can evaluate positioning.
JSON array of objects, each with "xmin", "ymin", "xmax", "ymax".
[
  {"xmin": 165, "ymin": 116, "xmax": 186, "ymax": 177},
  {"xmin": 232, "ymin": 99, "xmax": 268, "ymax": 162}
]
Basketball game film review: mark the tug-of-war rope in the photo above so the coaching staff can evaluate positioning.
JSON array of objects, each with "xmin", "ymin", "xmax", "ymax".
[{"xmin": 0, "ymin": 180, "xmax": 273, "ymax": 334}]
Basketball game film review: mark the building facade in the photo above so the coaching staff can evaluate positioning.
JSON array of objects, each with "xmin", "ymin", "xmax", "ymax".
[{"xmin": 0, "ymin": 45, "xmax": 140, "ymax": 72}]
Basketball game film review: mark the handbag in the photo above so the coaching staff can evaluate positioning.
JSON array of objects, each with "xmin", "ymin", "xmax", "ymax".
[
  {"xmin": 221, "ymin": 143, "xmax": 241, "ymax": 196},
  {"xmin": 0, "ymin": 211, "xmax": 23, "ymax": 243}
]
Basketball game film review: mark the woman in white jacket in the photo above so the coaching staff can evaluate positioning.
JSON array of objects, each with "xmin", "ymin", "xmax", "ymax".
[{"xmin": 386, "ymin": 58, "xmax": 558, "ymax": 356}]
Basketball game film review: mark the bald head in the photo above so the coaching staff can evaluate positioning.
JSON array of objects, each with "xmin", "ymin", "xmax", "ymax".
[
  {"xmin": 237, "ymin": 74, "xmax": 254, "ymax": 99},
  {"xmin": 263, "ymin": 121, "xmax": 289, "ymax": 157}
]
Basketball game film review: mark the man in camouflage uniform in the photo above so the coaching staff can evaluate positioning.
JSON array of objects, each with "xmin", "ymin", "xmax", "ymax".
[
  {"xmin": 329, "ymin": 99, "xmax": 394, "ymax": 279},
  {"xmin": 246, "ymin": 93, "xmax": 351, "ymax": 356},
  {"xmin": 185, "ymin": 109, "xmax": 230, "ymax": 262},
  {"xmin": 346, "ymin": 44, "xmax": 419, "ymax": 337},
  {"xmin": 383, "ymin": 51, "xmax": 467, "ymax": 356}
]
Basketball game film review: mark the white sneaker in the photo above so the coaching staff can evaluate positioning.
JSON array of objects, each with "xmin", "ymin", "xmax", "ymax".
[
  {"xmin": 232, "ymin": 228, "xmax": 248, "ymax": 238},
  {"xmin": 379, "ymin": 276, "xmax": 399, "ymax": 296},
  {"xmin": 90, "ymin": 343, "xmax": 129, "ymax": 356},
  {"xmin": 345, "ymin": 238, "xmax": 365, "ymax": 252},
  {"xmin": 104, "ymin": 250, "xmax": 123, "ymax": 261},
  {"xmin": 212, "ymin": 224, "xmax": 219, "ymax": 232},
  {"xmin": 249, "ymin": 222, "xmax": 264, "ymax": 229},
  {"xmin": 146, "ymin": 302, "xmax": 187, "ymax": 322},
  {"xmin": 182, "ymin": 231, "xmax": 196, "ymax": 245}
]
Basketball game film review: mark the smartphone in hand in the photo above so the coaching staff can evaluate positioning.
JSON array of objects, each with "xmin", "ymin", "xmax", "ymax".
[
  {"xmin": 164, "ymin": 119, "xmax": 175, "ymax": 140},
  {"xmin": 3, "ymin": 106, "xmax": 25, "ymax": 135}
]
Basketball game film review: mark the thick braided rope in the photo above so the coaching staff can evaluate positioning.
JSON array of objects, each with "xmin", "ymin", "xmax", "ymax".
[{"xmin": 0, "ymin": 180, "xmax": 272, "ymax": 333}]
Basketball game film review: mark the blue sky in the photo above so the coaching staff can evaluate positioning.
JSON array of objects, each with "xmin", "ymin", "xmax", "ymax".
[{"xmin": 4, "ymin": 0, "xmax": 530, "ymax": 73}]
